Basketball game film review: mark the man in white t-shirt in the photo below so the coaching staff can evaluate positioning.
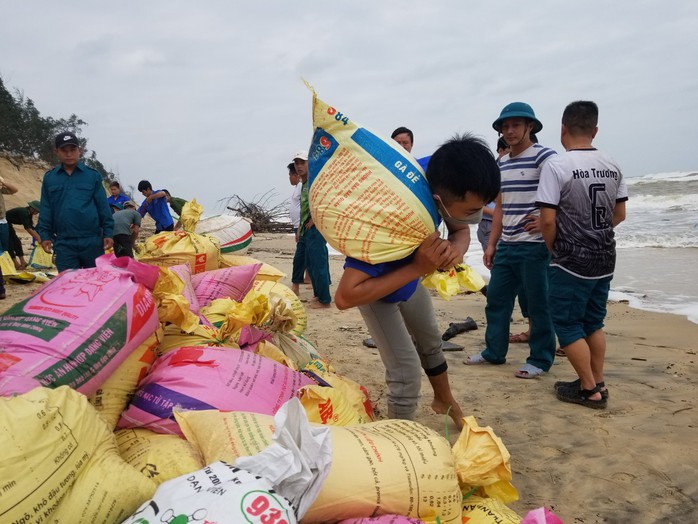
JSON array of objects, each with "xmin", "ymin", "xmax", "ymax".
[{"xmin": 536, "ymin": 100, "xmax": 627, "ymax": 409}]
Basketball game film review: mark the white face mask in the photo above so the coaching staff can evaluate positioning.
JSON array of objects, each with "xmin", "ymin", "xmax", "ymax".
[{"xmin": 434, "ymin": 195, "xmax": 483, "ymax": 225}]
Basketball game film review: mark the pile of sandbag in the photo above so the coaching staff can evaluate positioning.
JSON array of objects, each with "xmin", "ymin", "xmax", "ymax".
[{"xmin": 0, "ymin": 197, "xmax": 537, "ymax": 524}]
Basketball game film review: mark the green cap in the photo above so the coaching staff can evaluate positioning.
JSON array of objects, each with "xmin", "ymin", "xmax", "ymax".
[{"xmin": 28, "ymin": 200, "xmax": 41, "ymax": 212}]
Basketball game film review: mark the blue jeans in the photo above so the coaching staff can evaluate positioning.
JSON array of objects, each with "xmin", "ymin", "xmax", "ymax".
[{"xmin": 482, "ymin": 242, "xmax": 556, "ymax": 371}]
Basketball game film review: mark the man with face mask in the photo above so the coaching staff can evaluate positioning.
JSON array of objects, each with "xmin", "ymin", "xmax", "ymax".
[{"xmin": 465, "ymin": 103, "xmax": 557, "ymax": 379}]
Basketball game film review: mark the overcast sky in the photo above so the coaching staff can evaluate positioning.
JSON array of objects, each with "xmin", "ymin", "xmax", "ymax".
[{"xmin": 2, "ymin": 1, "xmax": 697, "ymax": 214}]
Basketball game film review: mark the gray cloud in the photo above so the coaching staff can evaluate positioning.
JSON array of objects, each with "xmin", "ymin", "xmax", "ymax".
[{"xmin": 1, "ymin": 0, "xmax": 697, "ymax": 212}]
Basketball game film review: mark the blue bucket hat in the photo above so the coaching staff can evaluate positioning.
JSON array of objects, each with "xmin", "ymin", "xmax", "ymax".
[{"xmin": 492, "ymin": 102, "xmax": 543, "ymax": 134}]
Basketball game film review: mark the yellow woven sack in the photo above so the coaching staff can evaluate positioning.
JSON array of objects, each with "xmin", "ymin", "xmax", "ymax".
[
  {"xmin": 115, "ymin": 428, "xmax": 204, "ymax": 485},
  {"xmin": 299, "ymin": 384, "xmax": 370, "ymax": 426},
  {"xmin": 245, "ymin": 279, "xmax": 307, "ymax": 335},
  {"xmin": 138, "ymin": 199, "xmax": 220, "ymax": 274},
  {"xmin": 0, "ymin": 251, "xmax": 16, "ymax": 277},
  {"xmin": 461, "ymin": 496, "xmax": 522, "ymax": 524},
  {"xmin": 159, "ymin": 323, "xmax": 239, "ymax": 354},
  {"xmin": 0, "ymin": 386, "xmax": 156, "ymax": 523},
  {"xmin": 88, "ymin": 330, "xmax": 161, "ymax": 429},
  {"xmin": 302, "ymin": 358, "xmax": 374, "ymax": 423},
  {"xmin": 175, "ymin": 409, "xmax": 462, "ymax": 524},
  {"xmin": 307, "ymin": 90, "xmax": 437, "ymax": 265},
  {"xmin": 27, "ymin": 244, "xmax": 55, "ymax": 270},
  {"xmin": 452, "ymin": 415, "xmax": 518, "ymax": 504}
]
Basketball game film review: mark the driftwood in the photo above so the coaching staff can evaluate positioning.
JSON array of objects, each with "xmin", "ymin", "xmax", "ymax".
[{"xmin": 220, "ymin": 191, "xmax": 293, "ymax": 233}]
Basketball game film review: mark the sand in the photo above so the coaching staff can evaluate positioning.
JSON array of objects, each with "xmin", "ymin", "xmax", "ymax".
[{"xmin": 2, "ymin": 232, "xmax": 696, "ymax": 523}]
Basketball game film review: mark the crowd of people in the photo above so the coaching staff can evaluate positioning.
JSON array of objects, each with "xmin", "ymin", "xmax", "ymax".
[
  {"xmin": 1, "ymin": 100, "xmax": 626, "ymax": 420},
  {"xmin": 0, "ymin": 131, "xmax": 189, "ymax": 288},
  {"xmin": 288, "ymin": 99, "xmax": 627, "ymax": 418}
]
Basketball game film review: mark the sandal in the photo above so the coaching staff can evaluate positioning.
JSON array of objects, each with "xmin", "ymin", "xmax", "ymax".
[
  {"xmin": 442, "ymin": 317, "xmax": 478, "ymax": 340},
  {"xmin": 556, "ymin": 384, "xmax": 607, "ymax": 409},
  {"xmin": 514, "ymin": 363, "xmax": 544, "ymax": 379},
  {"xmin": 555, "ymin": 379, "xmax": 608, "ymax": 399},
  {"xmin": 464, "ymin": 353, "xmax": 489, "ymax": 365},
  {"xmin": 509, "ymin": 331, "xmax": 529, "ymax": 343},
  {"xmin": 555, "ymin": 348, "xmax": 566, "ymax": 357}
]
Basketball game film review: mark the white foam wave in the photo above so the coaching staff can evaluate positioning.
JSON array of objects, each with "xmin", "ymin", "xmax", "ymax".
[
  {"xmin": 626, "ymin": 171, "xmax": 698, "ymax": 185},
  {"xmin": 609, "ymin": 289, "xmax": 698, "ymax": 325},
  {"xmin": 626, "ymin": 193, "xmax": 698, "ymax": 212},
  {"xmin": 617, "ymin": 234, "xmax": 698, "ymax": 249}
]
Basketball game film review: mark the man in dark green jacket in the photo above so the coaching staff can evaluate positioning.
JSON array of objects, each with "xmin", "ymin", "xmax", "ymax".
[{"xmin": 37, "ymin": 132, "xmax": 114, "ymax": 271}]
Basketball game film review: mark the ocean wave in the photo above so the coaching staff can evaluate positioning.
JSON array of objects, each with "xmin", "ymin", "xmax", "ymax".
[
  {"xmin": 626, "ymin": 193, "xmax": 698, "ymax": 211},
  {"xmin": 617, "ymin": 233, "xmax": 698, "ymax": 249},
  {"xmin": 626, "ymin": 171, "xmax": 698, "ymax": 185}
]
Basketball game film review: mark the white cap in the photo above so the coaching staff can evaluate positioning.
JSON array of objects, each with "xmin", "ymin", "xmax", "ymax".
[{"xmin": 291, "ymin": 150, "xmax": 308, "ymax": 162}]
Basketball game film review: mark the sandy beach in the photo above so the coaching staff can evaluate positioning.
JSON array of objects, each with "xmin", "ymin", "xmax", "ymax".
[
  {"xmin": 2, "ymin": 231, "xmax": 696, "ymax": 523},
  {"xmin": 245, "ymin": 233, "xmax": 697, "ymax": 523}
]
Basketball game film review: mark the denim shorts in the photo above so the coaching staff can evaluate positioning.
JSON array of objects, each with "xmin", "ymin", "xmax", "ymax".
[{"xmin": 548, "ymin": 266, "xmax": 612, "ymax": 348}]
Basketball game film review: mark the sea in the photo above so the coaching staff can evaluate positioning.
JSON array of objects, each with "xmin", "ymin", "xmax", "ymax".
[
  {"xmin": 322, "ymin": 171, "xmax": 698, "ymax": 324},
  {"xmin": 461, "ymin": 171, "xmax": 698, "ymax": 325}
]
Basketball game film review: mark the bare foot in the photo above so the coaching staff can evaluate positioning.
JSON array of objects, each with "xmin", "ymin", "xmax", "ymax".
[
  {"xmin": 308, "ymin": 301, "xmax": 332, "ymax": 309},
  {"xmin": 432, "ymin": 397, "xmax": 465, "ymax": 430},
  {"xmin": 291, "ymin": 284, "xmax": 300, "ymax": 296}
]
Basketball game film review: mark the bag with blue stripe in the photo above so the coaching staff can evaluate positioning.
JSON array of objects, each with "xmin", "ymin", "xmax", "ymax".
[{"xmin": 307, "ymin": 88, "xmax": 484, "ymax": 298}]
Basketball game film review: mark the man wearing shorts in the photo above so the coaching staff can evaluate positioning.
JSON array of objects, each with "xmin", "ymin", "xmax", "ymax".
[{"xmin": 536, "ymin": 100, "xmax": 628, "ymax": 409}]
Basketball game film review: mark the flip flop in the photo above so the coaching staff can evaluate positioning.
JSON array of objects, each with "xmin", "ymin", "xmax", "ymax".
[
  {"xmin": 464, "ymin": 353, "xmax": 489, "ymax": 365},
  {"xmin": 555, "ymin": 348, "xmax": 566, "ymax": 357},
  {"xmin": 514, "ymin": 363, "xmax": 544, "ymax": 379},
  {"xmin": 509, "ymin": 331, "xmax": 530, "ymax": 343},
  {"xmin": 441, "ymin": 341, "xmax": 464, "ymax": 352}
]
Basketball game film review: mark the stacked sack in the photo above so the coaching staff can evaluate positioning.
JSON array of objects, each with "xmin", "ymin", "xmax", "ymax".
[{"xmin": 1, "ymin": 195, "xmax": 527, "ymax": 523}]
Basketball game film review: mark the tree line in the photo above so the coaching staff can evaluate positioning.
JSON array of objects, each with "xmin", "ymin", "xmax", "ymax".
[{"xmin": 0, "ymin": 75, "xmax": 116, "ymax": 182}]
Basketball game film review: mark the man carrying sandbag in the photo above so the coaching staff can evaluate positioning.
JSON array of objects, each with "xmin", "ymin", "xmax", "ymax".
[
  {"xmin": 291, "ymin": 150, "xmax": 332, "ymax": 309},
  {"xmin": 335, "ymin": 134, "xmax": 501, "ymax": 427}
]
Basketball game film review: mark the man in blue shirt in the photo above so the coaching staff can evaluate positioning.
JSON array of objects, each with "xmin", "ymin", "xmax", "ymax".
[
  {"xmin": 137, "ymin": 180, "xmax": 174, "ymax": 233},
  {"xmin": 107, "ymin": 181, "xmax": 131, "ymax": 212},
  {"xmin": 37, "ymin": 132, "xmax": 114, "ymax": 272}
]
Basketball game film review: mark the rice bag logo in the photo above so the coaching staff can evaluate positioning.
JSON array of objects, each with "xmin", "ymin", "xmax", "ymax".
[
  {"xmin": 39, "ymin": 269, "xmax": 117, "ymax": 308},
  {"xmin": 241, "ymin": 491, "xmax": 293, "ymax": 524}
]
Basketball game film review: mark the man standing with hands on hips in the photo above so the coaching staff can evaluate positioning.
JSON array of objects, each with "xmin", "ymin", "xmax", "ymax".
[{"xmin": 37, "ymin": 132, "xmax": 114, "ymax": 271}]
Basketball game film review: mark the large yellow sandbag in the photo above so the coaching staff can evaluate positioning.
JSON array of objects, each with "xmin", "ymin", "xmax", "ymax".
[
  {"xmin": 159, "ymin": 323, "xmax": 239, "ymax": 354},
  {"xmin": 0, "ymin": 250, "xmax": 17, "ymax": 277},
  {"xmin": 115, "ymin": 428, "xmax": 204, "ymax": 485},
  {"xmin": 138, "ymin": 200, "xmax": 220, "ymax": 274},
  {"xmin": 307, "ymin": 90, "xmax": 437, "ymax": 265},
  {"xmin": 452, "ymin": 416, "xmax": 518, "ymax": 504},
  {"xmin": 302, "ymin": 358, "xmax": 374, "ymax": 424},
  {"xmin": 0, "ymin": 386, "xmax": 156, "ymax": 523},
  {"xmin": 175, "ymin": 409, "xmax": 462, "ymax": 524},
  {"xmin": 88, "ymin": 329, "xmax": 161, "ymax": 429},
  {"xmin": 245, "ymin": 279, "xmax": 307, "ymax": 335}
]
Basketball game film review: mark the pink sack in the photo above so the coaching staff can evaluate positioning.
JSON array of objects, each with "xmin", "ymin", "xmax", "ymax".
[
  {"xmin": 117, "ymin": 346, "xmax": 316, "ymax": 435},
  {"xmin": 521, "ymin": 508, "xmax": 564, "ymax": 524},
  {"xmin": 191, "ymin": 263, "xmax": 262, "ymax": 307},
  {"xmin": 169, "ymin": 263, "xmax": 201, "ymax": 315},
  {"xmin": 0, "ymin": 254, "xmax": 160, "ymax": 396}
]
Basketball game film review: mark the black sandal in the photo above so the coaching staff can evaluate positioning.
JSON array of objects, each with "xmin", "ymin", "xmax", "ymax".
[
  {"xmin": 556, "ymin": 384, "xmax": 607, "ymax": 409},
  {"xmin": 555, "ymin": 379, "xmax": 608, "ymax": 400}
]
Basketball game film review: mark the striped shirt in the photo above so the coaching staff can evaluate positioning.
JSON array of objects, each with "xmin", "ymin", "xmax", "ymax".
[{"xmin": 498, "ymin": 144, "xmax": 556, "ymax": 243}]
